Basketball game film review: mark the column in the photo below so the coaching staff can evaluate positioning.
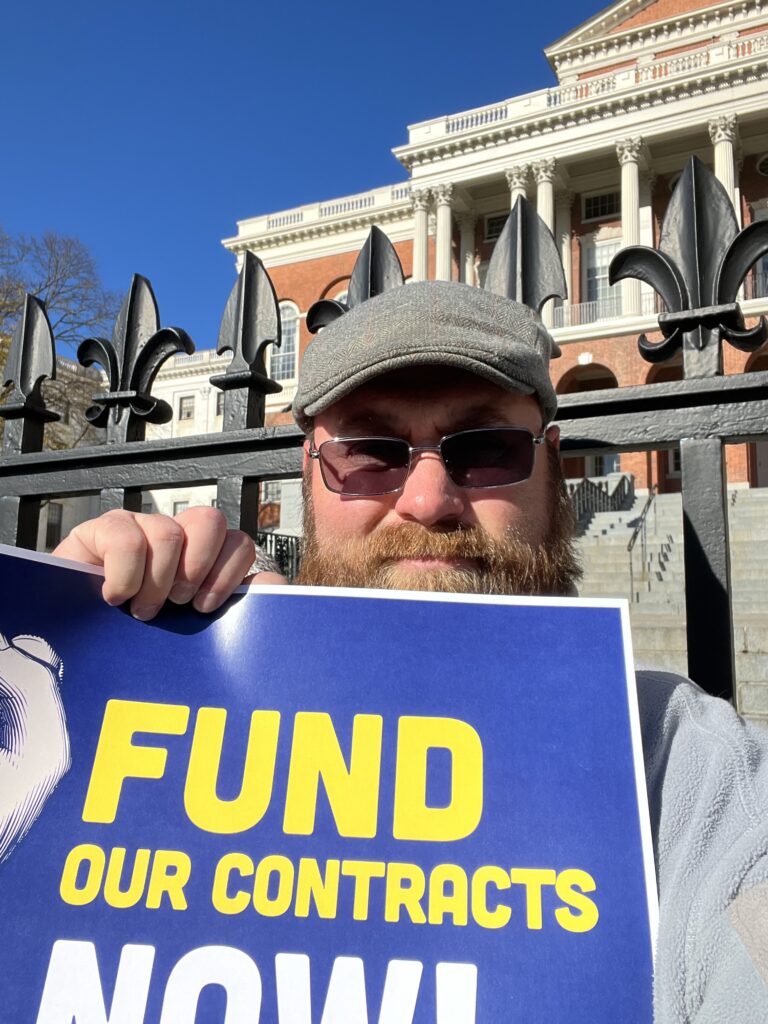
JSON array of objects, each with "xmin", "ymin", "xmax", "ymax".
[
  {"xmin": 505, "ymin": 165, "xmax": 530, "ymax": 208},
  {"xmin": 458, "ymin": 214, "xmax": 476, "ymax": 285},
  {"xmin": 555, "ymin": 193, "xmax": 573, "ymax": 329},
  {"xmin": 708, "ymin": 115, "xmax": 738, "ymax": 216},
  {"xmin": 534, "ymin": 160, "xmax": 556, "ymax": 326},
  {"xmin": 639, "ymin": 172, "xmax": 656, "ymax": 315},
  {"xmin": 616, "ymin": 137, "xmax": 643, "ymax": 317},
  {"xmin": 533, "ymin": 159, "xmax": 556, "ymax": 233},
  {"xmin": 435, "ymin": 183, "xmax": 454, "ymax": 282},
  {"xmin": 411, "ymin": 188, "xmax": 430, "ymax": 282}
]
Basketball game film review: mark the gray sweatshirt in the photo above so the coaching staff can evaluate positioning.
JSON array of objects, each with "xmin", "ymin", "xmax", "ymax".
[{"xmin": 637, "ymin": 669, "xmax": 768, "ymax": 1023}]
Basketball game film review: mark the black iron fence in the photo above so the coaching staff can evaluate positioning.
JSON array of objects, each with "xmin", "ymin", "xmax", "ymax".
[{"xmin": 4, "ymin": 158, "xmax": 768, "ymax": 704}]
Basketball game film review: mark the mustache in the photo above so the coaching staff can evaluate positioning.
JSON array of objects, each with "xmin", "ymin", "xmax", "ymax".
[{"xmin": 351, "ymin": 523, "xmax": 522, "ymax": 566}]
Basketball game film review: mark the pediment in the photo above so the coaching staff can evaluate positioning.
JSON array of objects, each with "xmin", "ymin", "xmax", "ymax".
[{"xmin": 546, "ymin": 0, "xmax": 721, "ymax": 56}]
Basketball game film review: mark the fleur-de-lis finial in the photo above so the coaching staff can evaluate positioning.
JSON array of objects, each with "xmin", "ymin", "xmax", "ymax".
[
  {"xmin": 210, "ymin": 252, "xmax": 283, "ymax": 431},
  {"xmin": 77, "ymin": 275, "xmax": 194, "ymax": 443},
  {"xmin": 306, "ymin": 226, "xmax": 405, "ymax": 334},
  {"xmin": 609, "ymin": 155, "xmax": 768, "ymax": 377},
  {"xmin": 1, "ymin": 294, "xmax": 59, "ymax": 455},
  {"xmin": 484, "ymin": 195, "xmax": 567, "ymax": 317}
]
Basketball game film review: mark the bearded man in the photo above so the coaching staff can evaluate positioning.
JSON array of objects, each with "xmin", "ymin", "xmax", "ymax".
[{"xmin": 53, "ymin": 274, "xmax": 768, "ymax": 1023}]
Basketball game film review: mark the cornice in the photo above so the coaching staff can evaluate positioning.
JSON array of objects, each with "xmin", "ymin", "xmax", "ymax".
[
  {"xmin": 223, "ymin": 204, "xmax": 412, "ymax": 254},
  {"xmin": 547, "ymin": 0, "xmax": 766, "ymax": 71},
  {"xmin": 396, "ymin": 59, "xmax": 768, "ymax": 171}
]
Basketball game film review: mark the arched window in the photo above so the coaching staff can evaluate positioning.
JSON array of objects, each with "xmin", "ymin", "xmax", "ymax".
[{"xmin": 271, "ymin": 302, "xmax": 299, "ymax": 382}]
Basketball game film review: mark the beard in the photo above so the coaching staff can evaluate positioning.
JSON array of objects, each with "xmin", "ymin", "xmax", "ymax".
[{"xmin": 296, "ymin": 444, "xmax": 582, "ymax": 597}]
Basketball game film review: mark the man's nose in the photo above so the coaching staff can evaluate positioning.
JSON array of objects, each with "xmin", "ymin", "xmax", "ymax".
[{"xmin": 393, "ymin": 451, "xmax": 466, "ymax": 527}]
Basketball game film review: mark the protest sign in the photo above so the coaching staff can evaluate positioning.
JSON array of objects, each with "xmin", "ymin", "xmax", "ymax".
[{"xmin": 0, "ymin": 544, "xmax": 656, "ymax": 1022}]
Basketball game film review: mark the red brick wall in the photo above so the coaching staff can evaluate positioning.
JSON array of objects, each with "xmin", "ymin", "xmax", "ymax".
[{"xmin": 608, "ymin": 0, "xmax": 718, "ymax": 34}]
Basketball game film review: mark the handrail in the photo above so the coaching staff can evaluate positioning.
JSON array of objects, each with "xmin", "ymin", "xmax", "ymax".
[
  {"xmin": 628, "ymin": 485, "xmax": 658, "ymax": 602},
  {"xmin": 627, "ymin": 485, "xmax": 658, "ymax": 555}
]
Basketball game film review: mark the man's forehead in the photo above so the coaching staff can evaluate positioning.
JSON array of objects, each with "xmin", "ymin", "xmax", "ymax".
[{"xmin": 320, "ymin": 366, "xmax": 541, "ymax": 432}]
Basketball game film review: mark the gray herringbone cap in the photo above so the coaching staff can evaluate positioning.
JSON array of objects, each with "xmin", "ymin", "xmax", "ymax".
[{"xmin": 292, "ymin": 280, "xmax": 560, "ymax": 431}]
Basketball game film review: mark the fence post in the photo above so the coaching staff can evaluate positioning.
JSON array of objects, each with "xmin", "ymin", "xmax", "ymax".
[{"xmin": 0, "ymin": 296, "xmax": 59, "ymax": 548}]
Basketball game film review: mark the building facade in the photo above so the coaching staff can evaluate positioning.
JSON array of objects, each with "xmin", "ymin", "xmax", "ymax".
[{"xmin": 222, "ymin": 0, "xmax": 768, "ymax": 496}]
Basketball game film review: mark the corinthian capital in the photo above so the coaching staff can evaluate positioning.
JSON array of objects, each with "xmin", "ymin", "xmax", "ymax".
[
  {"xmin": 533, "ymin": 159, "xmax": 556, "ymax": 185},
  {"xmin": 434, "ymin": 182, "xmax": 454, "ymax": 205},
  {"xmin": 505, "ymin": 165, "xmax": 530, "ymax": 192},
  {"xmin": 708, "ymin": 114, "xmax": 738, "ymax": 146},
  {"xmin": 410, "ymin": 187, "xmax": 431, "ymax": 213},
  {"xmin": 616, "ymin": 137, "xmax": 645, "ymax": 165}
]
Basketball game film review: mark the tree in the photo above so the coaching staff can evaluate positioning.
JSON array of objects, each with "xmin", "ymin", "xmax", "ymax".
[
  {"xmin": 0, "ymin": 229, "xmax": 120, "ymax": 357},
  {"xmin": 0, "ymin": 229, "xmax": 120, "ymax": 451}
]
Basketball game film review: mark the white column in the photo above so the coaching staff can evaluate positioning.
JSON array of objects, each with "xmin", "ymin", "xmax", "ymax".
[
  {"xmin": 639, "ymin": 172, "xmax": 655, "ymax": 315},
  {"xmin": 505, "ymin": 165, "xmax": 530, "ymax": 208},
  {"xmin": 555, "ymin": 193, "xmax": 573, "ymax": 328},
  {"xmin": 709, "ymin": 115, "xmax": 738, "ymax": 217},
  {"xmin": 458, "ymin": 214, "xmax": 476, "ymax": 285},
  {"xmin": 533, "ymin": 159, "xmax": 556, "ymax": 233},
  {"xmin": 534, "ymin": 160, "xmax": 556, "ymax": 326},
  {"xmin": 411, "ymin": 188, "xmax": 430, "ymax": 282},
  {"xmin": 616, "ymin": 137, "xmax": 643, "ymax": 317},
  {"xmin": 435, "ymin": 183, "xmax": 454, "ymax": 282}
]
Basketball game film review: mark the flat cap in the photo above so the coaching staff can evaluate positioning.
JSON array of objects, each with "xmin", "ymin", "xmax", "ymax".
[{"xmin": 293, "ymin": 280, "xmax": 559, "ymax": 431}]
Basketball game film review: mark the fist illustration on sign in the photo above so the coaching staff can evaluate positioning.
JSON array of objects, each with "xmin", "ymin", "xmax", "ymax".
[{"xmin": 0, "ymin": 633, "xmax": 71, "ymax": 863}]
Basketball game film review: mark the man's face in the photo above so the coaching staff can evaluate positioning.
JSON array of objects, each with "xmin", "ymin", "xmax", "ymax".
[{"xmin": 297, "ymin": 367, "xmax": 580, "ymax": 595}]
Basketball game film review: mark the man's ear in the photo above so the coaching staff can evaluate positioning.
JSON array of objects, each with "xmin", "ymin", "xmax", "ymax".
[
  {"xmin": 302, "ymin": 438, "xmax": 311, "ymax": 471},
  {"xmin": 545, "ymin": 424, "xmax": 561, "ymax": 451}
]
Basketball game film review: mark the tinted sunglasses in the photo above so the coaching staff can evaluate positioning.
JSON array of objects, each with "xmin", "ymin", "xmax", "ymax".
[{"xmin": 308, "ymin": 427, "xmax": 546, "ymax": 496}]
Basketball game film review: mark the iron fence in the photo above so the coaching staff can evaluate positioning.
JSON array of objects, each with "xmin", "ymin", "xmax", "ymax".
[{"xmin": 4, "ymin": 160, "xmax": 768, "ymax": 705}]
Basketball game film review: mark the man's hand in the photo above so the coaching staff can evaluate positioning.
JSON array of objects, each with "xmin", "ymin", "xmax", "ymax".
[
  {"xmin": 53, "ymin": 507, "xmax": 286, "ymax": 621},
  {"xmin": 0, "ymin": 634, "xmax": 70, "ymax": 862}
]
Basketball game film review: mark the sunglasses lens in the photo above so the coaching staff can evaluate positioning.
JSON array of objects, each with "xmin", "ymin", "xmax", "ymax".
[
  {"xmin": 441, "ymin": 428, "xmax": 535, "ymax": 488},
  {"xmin": 319, "ymin": 438, "xmax": 410, "ymax": 495}
]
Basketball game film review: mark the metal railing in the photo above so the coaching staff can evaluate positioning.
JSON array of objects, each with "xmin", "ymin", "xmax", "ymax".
[
  {"xmin": 567, "ymin": 473, "xmax": 635, "ymax": 526},
  {"xmin": 628, "ymin": 485, "xmax": 658, "ymax": 602},
  {"xmin": 256, "ymin": 531, "xmax": 302, "ymax": 581}
]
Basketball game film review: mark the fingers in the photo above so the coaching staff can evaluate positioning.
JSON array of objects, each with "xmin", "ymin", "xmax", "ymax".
[
  {"xmin": 54, "ymin": 507, "xmax": 256, "ymax": 620},
  {"xmin": 193, "ymin": 528, "xmax": 257, "ymax": 613},
  {"xmin": 244, "ymin": 571, "xmax": 289, "ymax": 586}
]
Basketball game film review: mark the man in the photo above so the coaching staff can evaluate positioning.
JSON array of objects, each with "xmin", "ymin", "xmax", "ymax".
[{"xmin": 54, "ymin": 273, "xmax": 768, "ymax": 1022}]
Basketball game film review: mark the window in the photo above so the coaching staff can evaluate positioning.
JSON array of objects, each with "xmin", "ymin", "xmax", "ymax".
[
  {"xmin": 178, "ymin": 395, "xmax": 195, "ymax": 421},
  {"xmin": 173, "ymin": 501, "xmax": 189, "ymax": 516},
  {"xmin": 484, "ymin": 214, "xmax": 507, "ymax": 242},
  {"xmin": 216, "ymin": 391, "xmax": 224, "ymax": 416},
  {"xmin": 271, "ymin": 303, "xmax": 299, "ymax": 382},
  {"xmin": 261, "ymin": 481, "xmax": 282, "ymax": 504},
  {"xmin": 583, "ymin": 241, "xmax": 621, "ymax": 315},
  {"xmin": 210, "ymin": 499, "xmax": 220, "ymax": 509},
  {"xmin": 45, "ymin": 503, "xmax": 63, "ymax": 550},
  {"xmin": 583, "ymin": 192, "xmax": 620, "ymax": 222},
  {"xmin": 141, "ymin": 502, "xmax": 153, "ymax": 514}
]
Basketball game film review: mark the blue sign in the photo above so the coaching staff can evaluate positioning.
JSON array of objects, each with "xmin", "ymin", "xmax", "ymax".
[{"xmin": 0, "ymin": 545, "xmax": 656, "ymax": 1023}]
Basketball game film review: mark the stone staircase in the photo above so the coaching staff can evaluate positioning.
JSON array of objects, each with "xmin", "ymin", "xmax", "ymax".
[{"xmin": 575, "ymin": 487, "xmax": 768, "ymax": 721}]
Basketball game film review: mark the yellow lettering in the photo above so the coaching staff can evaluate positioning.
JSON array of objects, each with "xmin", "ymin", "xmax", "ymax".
[
  {"xmin": 295, "ymin": 857, "xmax": 340, "ymax": 919},
  {"xmin": 103, "ymin": 847, "xmax": 151, "ymax": 909},
  {"xmin": 253, "ymin": 855, "xmax": 294, "ymax": 917},
  {"xmin": 145, "ymin": 849, "xmax": 191, "ymax": 910},
  {"xmin": 211, "ymin": 852, "xmax": 254, "ymax": 915},
  {"xmin": 340, "ymin": 860, "xmax": 386, "ymax": 921},
  {"xmin": 510, "ymin": 868, "xmax": 557, "ymax": 930},
  {"xmin": 59, "ymin": 843, "xmax": 105, "ymax": 906},
  {"xmin": 184, "ymin": 708, "xmax": 280, "ymax": 833},
  {"xmin": 385, "ymin": 862, "xmax": 426, "ymax": 924},
  {"xmin": 393, "ymin": 716, "xmax": 483, "ymax": 841},
  {"xmin": 428, "ymin": 863, "xmax": 468, "ymax": 926},
  {"xmin": 471, "ymin": 865, "xmax": 512, "ymax": 929},
  {"xmin": 555, "ymin": 869, "xmax": 599, "ymax": 933},
  {"xmin": 82, "ymin": 700, "xmax": 189, "ymax": 823},
  {"xmin": 283, "ymin": 713, "xmax": 382, "ymax": 838}
]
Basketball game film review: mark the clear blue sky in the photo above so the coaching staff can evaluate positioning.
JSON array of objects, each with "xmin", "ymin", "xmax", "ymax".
[{"xmin": 3, "ymin": 0, "xmax": 600, "ymax": 351}]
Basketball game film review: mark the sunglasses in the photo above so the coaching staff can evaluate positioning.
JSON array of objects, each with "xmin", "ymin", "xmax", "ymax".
[{"xmin": 308, "ymin": 427, "xmax": 546, "ymax": 496}]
